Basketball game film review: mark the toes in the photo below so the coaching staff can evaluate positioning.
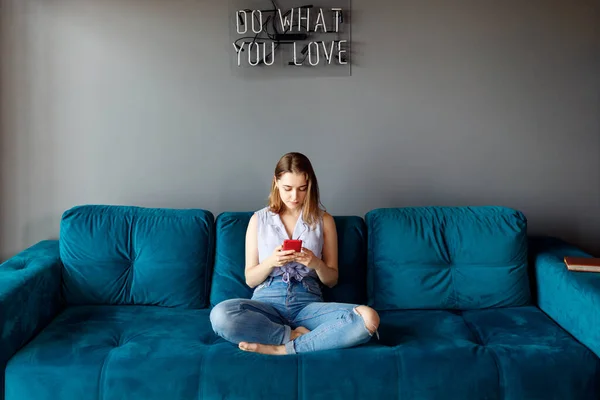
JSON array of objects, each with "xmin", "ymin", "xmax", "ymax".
[
  {"xmin": 239, "ymin": 342, "xmax": 257, "ymax": 352},
  {"xmin": 238, "ymin": 343, "xmax": 286, "ymax": 355}
]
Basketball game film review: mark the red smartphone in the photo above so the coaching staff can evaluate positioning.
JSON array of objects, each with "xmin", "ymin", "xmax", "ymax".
[{"xmin": 283, "ymin": 239, "xmax": 302, "ymax": 253}]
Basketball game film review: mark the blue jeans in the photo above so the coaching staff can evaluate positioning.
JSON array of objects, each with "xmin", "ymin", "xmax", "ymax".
[{"xmin": 210, "ymin": 276, "xmax": 376, "ymax": 354}]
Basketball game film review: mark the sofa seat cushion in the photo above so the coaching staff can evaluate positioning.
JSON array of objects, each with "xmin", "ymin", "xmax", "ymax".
[
  {"xmin": 5, "ymin": 305, "xmax": 313, "ymax": 400},
  {"xmin": 6, "ymin": 306, "xmax": 599, "ymax": 400},
  {"xmin": 378, "ymin": 306, "xmax": 600, "ymax": 399},
  {"xmin": 5, "ymin": 305, "xmax": 218, "ymax": 399}
]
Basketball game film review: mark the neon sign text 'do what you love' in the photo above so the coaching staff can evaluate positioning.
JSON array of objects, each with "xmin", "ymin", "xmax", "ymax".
[{"xmin": 233, "ymin": 7, "xmax": 348, "ymax": 67}]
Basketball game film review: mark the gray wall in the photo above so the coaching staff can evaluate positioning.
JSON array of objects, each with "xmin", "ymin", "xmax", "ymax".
[{"xmin": 1, "ymin": 0, "xmax": 599, "ymax": 261}]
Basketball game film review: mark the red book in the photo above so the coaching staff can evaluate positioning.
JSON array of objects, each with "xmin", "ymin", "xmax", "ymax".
[{"xmin": 564, "ymin": 256, "xmax": 600, "ymax": 272}]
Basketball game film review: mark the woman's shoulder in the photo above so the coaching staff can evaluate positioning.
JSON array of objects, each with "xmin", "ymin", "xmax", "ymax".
[
  {"xmin": 254, "ymin": 206, "xmax": 268, "ymax": 214},
  {"xmin": 253, "ymin": 206, "xmax": 276, "ymax": 224},
  {"xmin": 320, "ymin": 210, "xmax": 331, "ymax": 218},
  {"xmin": 319, "ymin": 211, "xmax": 335, "ymax": 229},
  {"xmin": 254, "ymin": 206, "xmax": 274, "ymax": 217},
  {"xmin": 317, "ymin": 209, "xmax": 333, "ymax": 221}
]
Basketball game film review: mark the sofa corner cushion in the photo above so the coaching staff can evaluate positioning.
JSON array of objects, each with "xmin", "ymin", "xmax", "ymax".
[
  {"xmin": 209, "ymin": 212, "xmax": 368, "ymax": 307},
  {"xmin": 376, "ymin": 306, "xmax": 600, "ymax": 399},
  {"xmin": 4, "ymin": 306, "xmax": 216, "ymax": 400},
  {"xmin": 462, "ymin": 306, "xmax": 600, "ymax": 398},
  {"xmin": 59, "ymin": 205, "xmax": 214, "ymax": 309},
  {"xmin": 365, "ymin": 206, "xmax": 531, "ymax": 310}
]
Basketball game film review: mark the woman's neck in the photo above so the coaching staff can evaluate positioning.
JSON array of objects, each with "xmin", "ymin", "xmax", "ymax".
[{"xmin": 282, "ymin": 208, "xmax": 302, "ymax": 219}]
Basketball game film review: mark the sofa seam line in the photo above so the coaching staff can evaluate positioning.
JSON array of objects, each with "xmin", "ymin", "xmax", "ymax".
[
  {"xmin": 204, "ymin": 218, "xmax": 215, "ymax": 308},
  {"xmin": 367, "ymin": 215, "xmax": 375, "ymax": 308},
  {"xmin": 461, "ymin": 315, "xmax": 484, "ymax": 346},
  {"xmin": 297, "ymin": 352, "xmax": 302, "ymax": 400},
  {"xmin": 462, "ymin": 315, "xmax": 504, "ymax": 399},
  {"xmin": 394, "ymin": 345, "xmax": 402, "ymax": 398},
  {"xmin": 197, "ymin": 344, "xmax": 207, "ymax": 400},
  {"xmin": 97, "ymin": 348, "xmax": 115, "ymax": 400},
  {"xmin": 486, "ymin": 345, "xmax": 503, "ymax": 400},
  {"xmin": 450, "ymin": 265, "xmax": 458, "ymax": 309}
]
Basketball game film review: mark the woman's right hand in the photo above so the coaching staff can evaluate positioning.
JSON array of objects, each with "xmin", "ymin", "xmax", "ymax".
[{"xmin": 269, "ymin": 245, "xmax": 296, "ymax": 268}]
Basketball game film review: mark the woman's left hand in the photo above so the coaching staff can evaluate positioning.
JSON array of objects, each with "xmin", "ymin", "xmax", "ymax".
[{"xmin": 295, "ymin": 247, "xmax": 321, "ymax": 270}]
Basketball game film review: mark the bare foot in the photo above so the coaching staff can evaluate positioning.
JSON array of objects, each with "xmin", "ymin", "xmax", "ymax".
[
  {"xmin": 290, "ymin": 326, "xmax": 310, "ymax": 340},
  {"xmin": 238, "ymin": 342, "xmax": 287, "ymax": 355},
  {"xmin": 237, "ymin": 327, "xmax": 310, "ymax": 355}
]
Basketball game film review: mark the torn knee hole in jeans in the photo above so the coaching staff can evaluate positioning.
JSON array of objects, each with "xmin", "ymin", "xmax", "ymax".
[{"xmin": 353, "ymin": 307, "xmax": 380, "ymax": 339}]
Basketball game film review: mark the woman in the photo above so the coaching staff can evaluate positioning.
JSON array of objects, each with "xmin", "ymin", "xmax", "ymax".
[{"xmin": 210, "ymin": 152, "xmax": 380, "ymax": 355}]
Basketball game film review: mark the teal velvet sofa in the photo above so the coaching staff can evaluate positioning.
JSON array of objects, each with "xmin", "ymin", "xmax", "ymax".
[{"xmin": 1, "ymin": 204, "xmax": 599, "ymax": 399}]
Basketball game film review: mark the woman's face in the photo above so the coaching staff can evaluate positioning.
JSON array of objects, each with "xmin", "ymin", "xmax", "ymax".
[{"xmin": 276, "ymin": 172, "xmax": 308, "ymax": 211}]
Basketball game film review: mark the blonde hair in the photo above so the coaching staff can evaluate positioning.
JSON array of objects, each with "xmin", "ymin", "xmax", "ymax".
[{"xmin": 268, "ymin": 152, "xmax": 324, "ymax": 227}]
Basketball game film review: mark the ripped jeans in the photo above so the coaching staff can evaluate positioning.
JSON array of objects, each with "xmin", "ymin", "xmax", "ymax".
[{"xmin": 210, "ymin": 275, "xmax": 377, "ymax": 354}]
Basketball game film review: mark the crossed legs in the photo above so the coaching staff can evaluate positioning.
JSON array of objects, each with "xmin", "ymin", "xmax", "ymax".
[{"xmin": 210, "ymin": 299, "xmax": 380, "ymax": 355}]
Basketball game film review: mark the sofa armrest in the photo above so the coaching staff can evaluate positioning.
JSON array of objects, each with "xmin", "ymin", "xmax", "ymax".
[
  {"xmin": 0, "ymin": 240, "xmax": 63, "ymax": 366},
  {"xmin": 530, "ymin": 236, "xmax": 600, "ymax": 358}
]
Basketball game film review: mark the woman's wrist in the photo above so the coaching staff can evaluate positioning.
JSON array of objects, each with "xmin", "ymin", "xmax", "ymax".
[
  {"xmin": 313, "ymin": 258, "xmax": 326, "ymax": 271},
  {"xmin": 267, "ymin": 259, "xmax": 278, "ymax": 270}
]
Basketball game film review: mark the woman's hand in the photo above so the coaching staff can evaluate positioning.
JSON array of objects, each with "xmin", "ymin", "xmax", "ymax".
[
  {"xmin": 294, "ymin": 247, "xmax": 322, "ymax": 270},
  {"xmin": 268, "ymin": 245, "xmax": 297, "ymax": 268}
]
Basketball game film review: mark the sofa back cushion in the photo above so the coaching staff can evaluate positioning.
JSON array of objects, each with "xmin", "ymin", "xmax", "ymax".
[
  {"xmin": 209, "ymin": 212, "xmax": 367, "ymax": 307},
  {"xmin": 60, "ymin": 205, "xmax": 214, "ymax": 308},
  {"xmin": 365, "ymin": 206, "xmax": 530, "ymax": 311}
]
